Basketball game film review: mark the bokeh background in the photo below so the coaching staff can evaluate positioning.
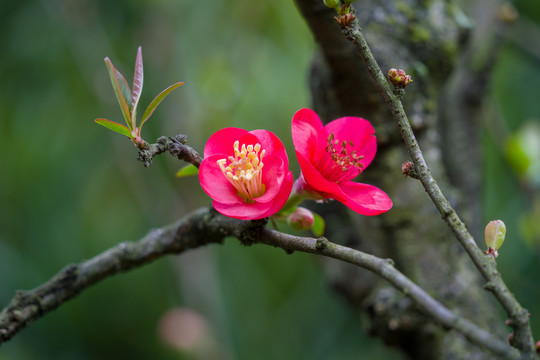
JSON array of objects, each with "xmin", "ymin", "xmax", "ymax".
[{"xmin": 0, "ymin": 1, "xmax": 539, "ymax": 359}]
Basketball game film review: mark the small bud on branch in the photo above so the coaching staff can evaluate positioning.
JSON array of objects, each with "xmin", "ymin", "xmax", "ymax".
[
  {"xmin": 484, "ymin": 220, "xmax": 506, "ymax": 259},
  {"xmin": 323, "ymin": 0, "xmax": 340, "ymax": 10},
  {"xmin": 287, "ymin": 207, "xmax": 315, "ymax": 231},
  {"xmin": 388, "ymin": 68, "xmax": 413, "ymax": 88},
  {"xmin": 402, "ymin": 161, "xmax": 419, "ymax": 179}
]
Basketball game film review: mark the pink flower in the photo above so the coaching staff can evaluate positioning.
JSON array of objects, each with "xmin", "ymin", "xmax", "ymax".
[
  {"xmin": 199, "ymin": 128, "xmax": 293, "ymax": 220},
  {"xmin": 291, "ymin": 108, "xmax": 392, "ymax": 215}
]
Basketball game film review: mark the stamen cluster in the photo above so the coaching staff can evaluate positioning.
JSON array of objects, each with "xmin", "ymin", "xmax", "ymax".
[
  {"xmin": 217, "ymin": 141, "xmax": 266, "ymax": 203},
  {"xmin": 325, "ymin": 133, "xmax": 364, "ymax": 172}
]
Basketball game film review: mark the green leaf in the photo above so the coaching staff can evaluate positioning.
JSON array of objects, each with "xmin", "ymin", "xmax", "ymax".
[
  {"xmin": 311, "ymin": 212, "xmax": 325, "ymax": 237},
  {"xmin": 485, "ymin": 220, "xmax": 506, "ymax": 251},
  {"xmin": 131, "ymin": 46, "xmax": 144, "ymax": 124},
  {"xmin": 94, "ymin": 118, "xmax": 133, "ymax": 138},
  {"xmin": 175, "ymin": 164, "xmax": 199, "ymax": 178},
  {"xmin": 140, "ymin": 82, "xmax": 184, "ymax": 130},
  {"xmin": 104, "ymin": 57, "xmax": 132, "ymax": 129}
]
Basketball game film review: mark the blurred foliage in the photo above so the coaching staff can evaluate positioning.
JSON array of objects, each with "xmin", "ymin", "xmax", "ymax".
[
  {"xmin": 0, "ymin": 0, "xmax": 539, "ymax": 359},
  {"xmin": 486, "ymin": 0, "xmax": 540, "ymax": 342}
]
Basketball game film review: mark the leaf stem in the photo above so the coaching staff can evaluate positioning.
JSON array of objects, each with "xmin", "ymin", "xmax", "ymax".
[{"xmin": 278, "ymin": 191, "xmax": 310, "ymax": 215}]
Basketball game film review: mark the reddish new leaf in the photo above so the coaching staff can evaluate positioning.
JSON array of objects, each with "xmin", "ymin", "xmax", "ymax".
[
  {"xmin": 104, "ymin": 57, "xmax": 132, "ymax": 129},
  {"xmin": 131, "ymin": 46, "xmax": 144, "ymax": 125},
  {"xmin": 115, "ymin": 69, "xmax": 132, "ymax": 111},
  {"xmin": 140, "ymin": 82, "xmax": 184, "ymax": 130}
]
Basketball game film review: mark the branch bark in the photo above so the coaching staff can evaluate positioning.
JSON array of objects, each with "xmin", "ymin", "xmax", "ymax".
[{"xmin": 0, "ymin": 207, "xmax": 519, "ymax": 359}]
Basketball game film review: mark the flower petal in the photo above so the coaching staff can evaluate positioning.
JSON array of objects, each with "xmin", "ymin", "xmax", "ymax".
[
  {"xmin": 250, "ymin": 129, "xmax": 289, "ymax": 168},
  {"xmin": 199, "ymin": 154, "xmax": 242, "ymax": 204},
  {"xmin": 325, "ymin": 117, "xmax": 377, "ymax": 170},
  {"xmin": 203, "ymin": 127, "xmax": 248, "ymax": 158},
  {"xmin": 337, "ymin": 181, "xmax": 393, "ymax": 215},
  {"xmin": 266, "ymin": 170, "xmax": 294, "ymax": 215},
  {"xmin": 295, "ymin": 150, "xmax": 347, "ymax": 202},
  {"xmin": 291, "ymin": 108, "xmax": 327, "ymax": 163},
  {"xmin": 212, "ymin": 199, "xmax": 273, "ymax": 220},
  {"xmin": 236, "ymin": 132, "xmax": 262, "ymax": 149},
  {"xmin": 212, "ymin": 170, "xmax": 292, "ymax": 220},
  {"xmin": 253, "ymin": 155, "xmax": 286, "ymax": 202}
]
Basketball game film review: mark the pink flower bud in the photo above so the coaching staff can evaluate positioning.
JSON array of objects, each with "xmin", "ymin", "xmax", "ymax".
[
  {"xmin": 507, "ymin": 333, "xmax": 514, "ymax": 345},
  {"xmin": 388, "ymin": 68, "xmax": 413, "ymax": 88},
  {"xmin": 287, "ymin": 207, "xmax": 315, "ymax": 231},
  {"xmin": 402, "ymin": 161, "xmax": 415, "ymax": 177}
]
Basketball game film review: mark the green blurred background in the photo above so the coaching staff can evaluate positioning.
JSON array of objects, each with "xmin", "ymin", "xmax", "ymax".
[{"xmin": 0, "ymin": 0, "xmax": 539, "ymax": 359}]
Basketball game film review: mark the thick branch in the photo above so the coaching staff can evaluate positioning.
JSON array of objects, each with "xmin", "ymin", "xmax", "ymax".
[
  {"xmin": 0, "ymin": 208, "xmax": 518, "ymax": 359},
  {"xmin": 339, "ymin": 15, "xmax": 535, "ymax": 356}
]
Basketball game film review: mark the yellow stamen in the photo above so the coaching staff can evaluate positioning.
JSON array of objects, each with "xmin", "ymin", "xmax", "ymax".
[{"xmin": 217, "ymin": 141, "xmax": 266, "ymax": 203}]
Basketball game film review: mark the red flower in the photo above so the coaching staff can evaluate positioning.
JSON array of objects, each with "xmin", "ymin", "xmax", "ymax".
[
  {"xmin": 199, "ymin": 128, "xmax": 293, "ymax": 220},
  {"xmin": 291, "ymin": 108, "xmax": 392, "ymax": 215}
]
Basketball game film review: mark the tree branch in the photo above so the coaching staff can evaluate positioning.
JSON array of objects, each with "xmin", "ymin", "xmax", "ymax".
[
  {"xmin": 136, "ymin": 135, "xmax": 202, "ymax": 168},
  {"xmin": 0, "ymin": 207, "xmax": 519, "ymax": 359},
  {"xmin": 259, "ymin": 232, "xmax": 519, "ymax": 359},
  {"xmin": 0, "ymin": 207, "xmax": 262, "ymax": 344},
  {"xmin": 338, "ymin": 12, "xmax": 535, "ymax": 357}
]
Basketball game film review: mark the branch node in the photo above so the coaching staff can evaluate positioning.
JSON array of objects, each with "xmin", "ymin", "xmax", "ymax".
[
  {"xmin": 484, "ymin": 281, "xmax": 495, "ymax": 291},
  {"xmin": 315, "ymin": 237, "xmax": 329, "ymax": 252},
  {"xmin": 168, "ymin": 135, "xmax": 202, "ymax": 167},
  {"xmin": 440, "ymin": 208, "xmax": 453, "ymax": 220},
  {"xmin": 401, "ymin": 161, "xmax": 419, "ymax": 179},
  {"xmin": 136, "ymin": 134, "xmax": 202, "ymax": 168},
  {"xmin": 137, "ymin": 138, "xmax": 170, "ymax": 168},
  {"xmin": 393, "ymin": 87, "xmax": 405, "ymax": 100},
  {"xmin": 235, "ymin": 218, "xmax": 268, "ymax": 246}
]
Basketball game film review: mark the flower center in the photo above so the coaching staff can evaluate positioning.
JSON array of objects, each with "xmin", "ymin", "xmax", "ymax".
[
  {"xmin": 317, "ymin": 132, "xmax": 364, "ymax": 183},
  {"xmin": 217, "ymin": 141, "xmax": 266, "ymax": 204}
]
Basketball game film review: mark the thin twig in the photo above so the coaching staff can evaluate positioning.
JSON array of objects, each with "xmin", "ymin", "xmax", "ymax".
[
  {"xmin": 260, "ymin": 231, "xmax": 520, "ymax": 360},
  {"xmin": 339, "ymin": 14, "xmax": 535, "ymax": 356},
  {"xmin": 0, "ymin": 208, "xmax": 519, "ymax": 359},
  {"xmin": 137, "ymin": 135, "xmax": 202, "ymax": 168}
]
